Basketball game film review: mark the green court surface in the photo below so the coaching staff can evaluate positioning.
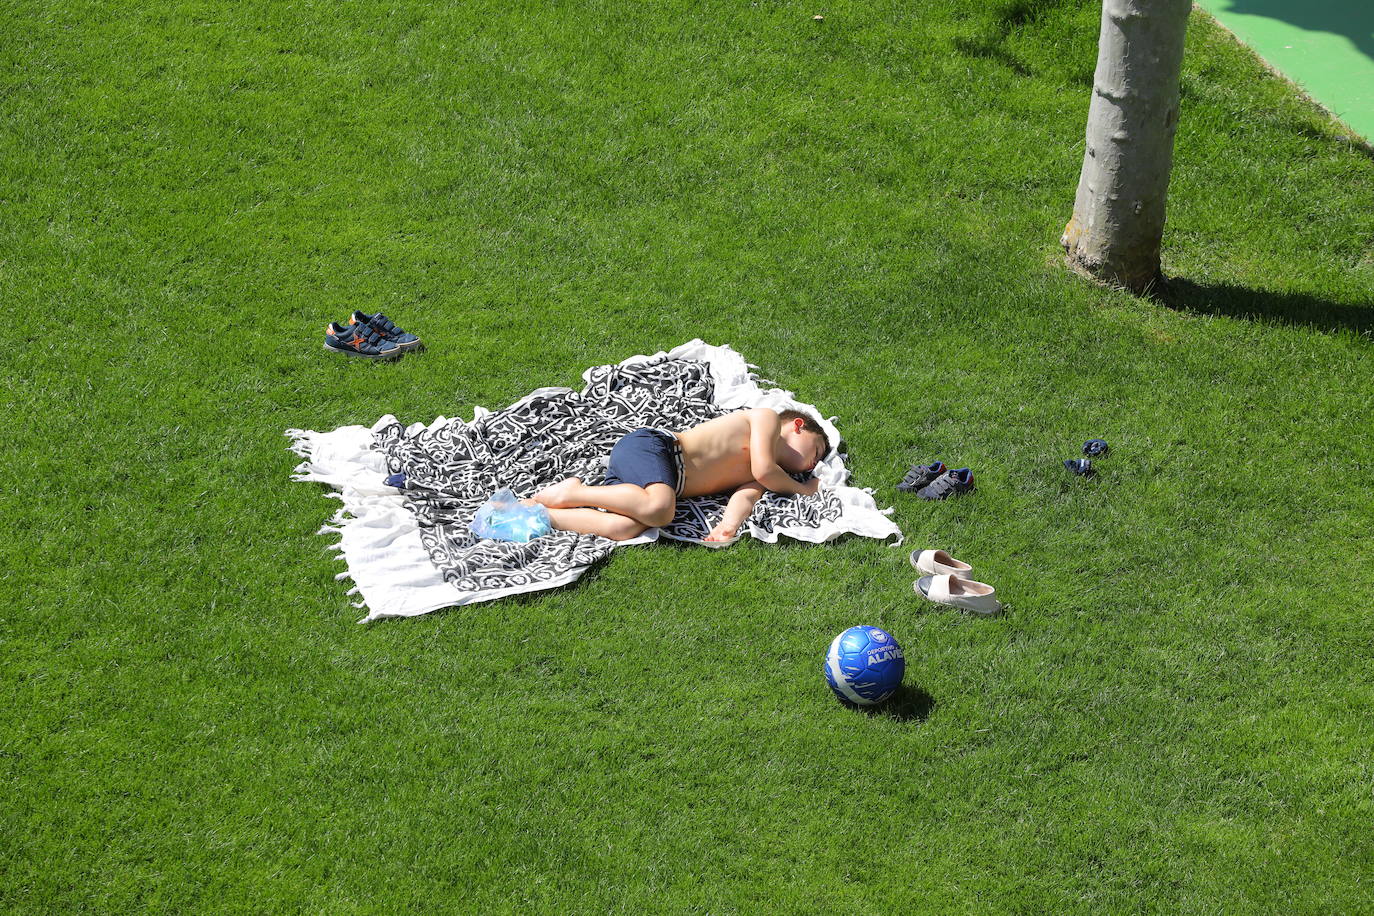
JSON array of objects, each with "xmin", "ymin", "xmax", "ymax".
[{"xmin": 1196, "ymin": 0, "xmax": 1374, "ymax": 141}]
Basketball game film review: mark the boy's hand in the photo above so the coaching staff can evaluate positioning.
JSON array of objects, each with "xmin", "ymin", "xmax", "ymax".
[
  {"xmin": 799, "ymin": 477, "xmax": 821, "ymax": 496},
  {"xmin": 704, "ymin": 521, "xmax": 740, "ymax": 542}
]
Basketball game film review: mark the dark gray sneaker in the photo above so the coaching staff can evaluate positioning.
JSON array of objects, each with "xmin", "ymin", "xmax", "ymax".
[
  {"xmin": 897, "ymin": 461, "xmax": 945, "ymax": 493},
  {"xmin": 916, "ymin": 468, "xmax": 974, "ymax": 500}
]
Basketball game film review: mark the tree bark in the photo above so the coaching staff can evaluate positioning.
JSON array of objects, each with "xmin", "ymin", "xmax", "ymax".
[{"xmin": 1062, "ymin": 0, "xmax": 1191, "ymax": 293}]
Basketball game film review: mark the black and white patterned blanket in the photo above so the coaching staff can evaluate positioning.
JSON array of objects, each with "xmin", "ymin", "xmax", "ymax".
[{"xmin": 288, "ymin": 342, "xmax": 901, "ymax": 621}]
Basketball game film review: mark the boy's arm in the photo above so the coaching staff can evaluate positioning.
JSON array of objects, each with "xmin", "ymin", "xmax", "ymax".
[
  {"xmin": 747, "ymin": 409, "xmax": 820, "ymax": 496},
  {"xmin": 706, "ymin": 481, "xmax": 766, "ymax": 541}
]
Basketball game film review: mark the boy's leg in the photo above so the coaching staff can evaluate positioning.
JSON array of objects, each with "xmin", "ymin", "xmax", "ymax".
[
  {"xmin": 544, "ymin": 507, "xmax": 648, "ymax": 541},
  {"xmin": 534, "ymin": 479, "xmax": 677, "ymax": 527}
]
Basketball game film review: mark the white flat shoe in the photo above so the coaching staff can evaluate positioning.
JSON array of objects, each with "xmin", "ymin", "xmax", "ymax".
[
  {"xmin": 909, "ymin": 549, "xmax": 973, "ymax": 578},
  {"xmin": 915, "ymin": 574, "xmax": 1002, "ymax": 616}
]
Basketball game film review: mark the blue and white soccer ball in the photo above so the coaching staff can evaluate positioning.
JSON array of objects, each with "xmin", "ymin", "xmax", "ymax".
[{"xmin": 824, "ymin": 625, "xmax": 905, "ymax": 706}]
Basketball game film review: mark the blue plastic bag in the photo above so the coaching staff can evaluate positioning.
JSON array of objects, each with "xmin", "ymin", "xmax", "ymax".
[{"xmin": 470, "ymin": 488, "xmax": 553, "ymax": 543}]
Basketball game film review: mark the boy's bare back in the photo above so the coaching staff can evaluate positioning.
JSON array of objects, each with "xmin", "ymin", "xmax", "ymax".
[
  {"xmin": 674, "ymin": 409, "xmax": 825, "ymax": 498},
  {"xmin": 675, "ymin": 413, "xmax": 755, "ymax": 497}
]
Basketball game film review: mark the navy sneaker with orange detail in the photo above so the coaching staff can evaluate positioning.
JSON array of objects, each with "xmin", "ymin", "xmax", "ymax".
[
  {"xmin": 323, "ymin": 322, "xmax": 403, "ymax": 359},
  {"xmin": 348, "ymin": 311, "xmax": 422, "ymax": 350}
]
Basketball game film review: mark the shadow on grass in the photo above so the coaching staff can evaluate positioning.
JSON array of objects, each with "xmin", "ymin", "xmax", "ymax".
[
  {"xmin": 842, "ymin": 684, "xmax": 937, "ymax": 723},
  {"xmin": 951, "ymin": 0, "xmax": 1094, "ymax": 85},
  {"xmin": 1157, "ymin": 276, "xmax": 1374, "ymax": 338},
  {"xmin": 1293, "ymin": 121, "xmax": 1374, "ymax": 160},
  {"xmin": 953, "ymin": 35, "xmax": 1033, "ymax": 77}
]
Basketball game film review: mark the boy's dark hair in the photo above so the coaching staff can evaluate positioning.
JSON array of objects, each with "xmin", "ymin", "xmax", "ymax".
[{"xmin": 778, "ymin": 409, "xmax": 832, "ymax": 459}]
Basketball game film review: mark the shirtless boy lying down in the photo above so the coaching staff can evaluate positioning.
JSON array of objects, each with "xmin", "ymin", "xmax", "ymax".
[{"xmin": 530, "ymin": 408, "xmax": 832, "ymax": 542}]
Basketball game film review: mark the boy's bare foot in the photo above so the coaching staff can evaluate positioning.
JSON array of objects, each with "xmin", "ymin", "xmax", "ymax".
[
  {"xmin": 533, "ymin": 477, "xmax": 583, "ymax": 509},
  {"xmin": 704, "ymin": 523, "xmax": 739, "ymax": 543}
]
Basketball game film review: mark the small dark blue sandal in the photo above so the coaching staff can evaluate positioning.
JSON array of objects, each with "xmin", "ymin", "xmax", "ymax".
[
  {"xmin": 917, "ymin": 468, "xmax": 974, "ymax": 500},
  {"xmin": 1064, "ymin": 458, "xmax": 1095, "ymax": 476},
  {"xmin": 897, "ymin": 461, "xmax": 945, "ymax": 493},
  {"xmin": 1083, "ymin": 439, "xmax": 1110, "ymax": 458}
]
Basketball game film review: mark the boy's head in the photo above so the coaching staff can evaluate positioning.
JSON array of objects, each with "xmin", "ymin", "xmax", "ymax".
[{"xmin": 777, "ymin": 409, "xmax": 831, "ymax": 474}]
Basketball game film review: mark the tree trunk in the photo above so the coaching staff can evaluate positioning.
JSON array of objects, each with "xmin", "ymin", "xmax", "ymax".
[{"xmin": 1062, "ymin": 0, "xmax": 1191, "ymax": 293}]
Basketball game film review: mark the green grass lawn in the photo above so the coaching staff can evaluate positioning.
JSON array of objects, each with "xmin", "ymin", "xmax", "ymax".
[{"xmin": 5, "ymin": 0, "xmax": 1373, "ymax": 910}]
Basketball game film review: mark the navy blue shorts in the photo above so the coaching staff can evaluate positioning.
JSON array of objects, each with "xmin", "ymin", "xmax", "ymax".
[{"xmin": 602, "ymin": 428, "xmax": 684, "ymax": 495}]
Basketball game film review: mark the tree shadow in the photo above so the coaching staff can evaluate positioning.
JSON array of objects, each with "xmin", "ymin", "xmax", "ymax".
[
  {"xmin": 840, "ymin": 684, "xmax": 937, "ymax": 723},
  {"xmin": 1218, "ymin": 0, "xmax": 1374, "ymax": 66},
  {"xmin": 952, "ymin": 35, "xmax": 1035, "ymax": 78},
  {"xmin": 1155, "ymin": 276, "xmax": 1374, "ymax": 338},
  {"xmin": 950, "ymin": 0, "xmax": 1079, "ymax": 80}
]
